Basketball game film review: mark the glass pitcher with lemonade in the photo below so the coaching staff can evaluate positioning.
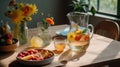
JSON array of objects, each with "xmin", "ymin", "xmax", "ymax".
[{"xmin": 67, "ymin": 12, "xmax": 94, "ymax": 52}]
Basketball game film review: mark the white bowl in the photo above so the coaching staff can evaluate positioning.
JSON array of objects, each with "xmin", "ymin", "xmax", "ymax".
[{"xmin": 16, "ymin": 48, "xmax": 54, "ymax": 66}]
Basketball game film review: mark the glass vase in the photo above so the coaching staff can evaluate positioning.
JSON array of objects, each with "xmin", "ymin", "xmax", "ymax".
[
  {"xmin": 37, "ymin": 22, "xmax": 52, "ymax": 48},
  {"xmin": 19, "ymin": 21, "xmax": 28, "ymax": 45},
  {"xmin": 13, "ymin": 21, "xmax": 28, "ymax": 45}
]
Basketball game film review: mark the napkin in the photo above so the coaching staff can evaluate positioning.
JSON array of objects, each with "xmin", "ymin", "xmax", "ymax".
[
  {"xmin": 56, "ymin": 27, "xmax": 70, "ymax": 36},
  {"xmin": 56, "ymin": 26, "xmax": 89, "ymax": 36}
]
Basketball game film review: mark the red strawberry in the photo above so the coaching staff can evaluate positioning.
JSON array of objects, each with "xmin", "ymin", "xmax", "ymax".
[
  {"xmin": 75, "ymin": 34, "xmax": 82, "ymax": 41},
  {"xmin": 84, "ymin": 35, "xmax": 90, "ymax": 41},
  {"xmin": 7, "ymin": 38, "xmax": 12, "ymax": 45}
]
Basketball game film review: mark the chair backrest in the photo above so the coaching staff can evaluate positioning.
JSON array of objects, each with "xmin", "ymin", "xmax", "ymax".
[{"xmin": 94, "ymin": 20, "xmax": 120, "ymax": 40}]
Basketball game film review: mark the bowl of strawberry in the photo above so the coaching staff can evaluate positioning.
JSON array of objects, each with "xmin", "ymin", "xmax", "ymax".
[{"xmin": 16, "ymin": 48, "xmax": 54, "ymax": 66}]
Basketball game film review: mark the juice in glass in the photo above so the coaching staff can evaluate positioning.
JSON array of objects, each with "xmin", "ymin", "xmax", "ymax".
[{"xmin": 53, "ymin": 37, "xmax": 66, "ymax": 54}]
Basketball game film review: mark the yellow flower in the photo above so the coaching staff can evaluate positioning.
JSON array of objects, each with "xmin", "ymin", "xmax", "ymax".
[
  {"xmin": 10, "ymin": 10, "xmax": 24, "ymax": 24},
  {"xmin": 22, "ymin": 4, "xmax": 38, "ymax": 16},
  {"xmin": 67, "ymin": 32, "xmax": 75, "ymax": 42},
  {"xmin": 24, "ymin": 17, "xmax": 32, "ymax": 21},
  {"xmin": 75, "ymin": 30, "xmax": 82, "ymax": 34},
  {"xmin": 5, "ymin": 1, "xmax": 38, "ymax": 25},
  {"xmin": 29, "ymin": 4, "xmax": 38, "ymax": 15}
]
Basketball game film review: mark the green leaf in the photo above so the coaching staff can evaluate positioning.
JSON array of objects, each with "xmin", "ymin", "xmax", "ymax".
[
  {"xmin": 91, "ymin": 6, "xmax": 97, "ymax": 16},
  {"xmin": 41, "ymin": 18, "xmax": 49, "ymax": 30},
  {"xmin": 82, "ymin": 28, "xmax": 87, "ymax": 33}
]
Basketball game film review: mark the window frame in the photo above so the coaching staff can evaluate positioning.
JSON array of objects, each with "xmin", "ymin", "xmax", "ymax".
[{"xmin": 89, "ymin": 0, "xmax": 120, "ymax": 18}]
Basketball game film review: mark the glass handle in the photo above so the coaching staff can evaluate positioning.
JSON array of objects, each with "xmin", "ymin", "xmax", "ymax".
[{"xmin": 88, "ymin": 24, "xmax": 94, "ymax": 39}]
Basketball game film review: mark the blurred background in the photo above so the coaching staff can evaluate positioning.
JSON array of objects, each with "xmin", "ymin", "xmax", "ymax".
[
  {"xmin": 0, "ymin": 0, "xmax": 72, "ymax": 28},
  {"xmin": 0, "ymin": 0, "xmax": 120, "ymax": 29}
]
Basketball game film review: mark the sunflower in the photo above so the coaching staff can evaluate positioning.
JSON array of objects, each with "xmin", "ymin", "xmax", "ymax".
[
  {"xmin": 24, "ymin": 16, "xmax": 32, "ymax": 21},
  {"xmin": 22, "ymin": 4, "xmax": 38, "ymax": 16},
  {"xmin": 10, "ymin": 10, "xmax": 24, "ymax": 24},
  {"xmin": 29, "ymin": 4, "xmax": 38, "ymax": 15}
]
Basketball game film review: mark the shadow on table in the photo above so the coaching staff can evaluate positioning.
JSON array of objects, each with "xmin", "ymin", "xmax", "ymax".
[
  {"xmin": 84, "ymin": 40, "xmax": 120, "ymax": 67},
  {"xmin": 59, "ymin": 49, "xmax": 86, "ymax": 61},
  {"xmin": 9, "ymin": 60, "xmax": 53, "ymax": 67},
  {"xmin": 0, "ymin": 51, "xmax": 14, "ymax": 60}
]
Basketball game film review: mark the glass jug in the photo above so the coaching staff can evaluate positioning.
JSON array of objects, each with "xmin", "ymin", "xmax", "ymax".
[{"xmin": 67, "ymin": 11, "xmax": 94, "ymax": 52}]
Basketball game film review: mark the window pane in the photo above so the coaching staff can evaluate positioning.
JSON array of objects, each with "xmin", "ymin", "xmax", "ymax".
[
  {"xmin": 89, "ymin": 0, "xmax": 97, "ymax": 10},
  {"xmin": 99, "ymin": 0, "xmax": 117, "ymax": 15}
]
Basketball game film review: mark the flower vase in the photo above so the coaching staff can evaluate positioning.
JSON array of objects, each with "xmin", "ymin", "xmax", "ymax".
[
  {"xmin": 37, "ymin": 22, "xmax": 51, "ymax": 48},
  {"xmin": 19, "ymin": 22, "xmax": 28, "ymax": 45},
  {"xmin": 13, "ymin": 21, "xmax": 28, "ymax": 45}
]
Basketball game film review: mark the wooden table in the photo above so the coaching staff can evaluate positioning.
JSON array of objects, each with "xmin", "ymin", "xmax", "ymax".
[{"xmin": 0, "ymin": 24, "xmax": 120, "ymax": 67}]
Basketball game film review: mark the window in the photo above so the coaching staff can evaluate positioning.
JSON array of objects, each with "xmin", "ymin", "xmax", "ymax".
[{"xmin": 89, "ymin": 0, "xmax": 120, "ymax": 18}]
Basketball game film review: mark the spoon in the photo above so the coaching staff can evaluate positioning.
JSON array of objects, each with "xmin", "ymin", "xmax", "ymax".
[{"xmin": 55, "ymin": 60, "xmax": 68, "ymax": 67}]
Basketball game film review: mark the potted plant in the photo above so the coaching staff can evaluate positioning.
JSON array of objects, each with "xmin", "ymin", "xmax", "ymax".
[{"xmin": 68, "ymin": 0, "xmax": 96, "ymax": 16}]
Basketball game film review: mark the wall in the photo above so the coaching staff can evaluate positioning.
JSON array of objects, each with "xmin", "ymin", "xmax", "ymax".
[{"xmin": 0, "ymin": 0, "xmax": 71, "ymax": 29}]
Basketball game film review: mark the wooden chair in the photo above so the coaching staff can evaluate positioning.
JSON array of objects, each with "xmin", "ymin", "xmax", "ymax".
[{"xmin": 94, "ymin": 20, "xmax": 119, "ymax": 40}]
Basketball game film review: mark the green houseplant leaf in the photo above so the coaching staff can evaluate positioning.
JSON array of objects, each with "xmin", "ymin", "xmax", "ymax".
[{"xmin": 69, "ymin": 0, "xmax": 96, "ymax": 15}]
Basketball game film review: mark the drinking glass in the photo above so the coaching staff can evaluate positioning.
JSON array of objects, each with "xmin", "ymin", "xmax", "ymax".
[
  {"xmin": 29, "ymin": 22, "xmax": 51, "ymax": 48},
  {"xmin": 53, "ymin": 37, "xmax": 66, "ymax": 54}
]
